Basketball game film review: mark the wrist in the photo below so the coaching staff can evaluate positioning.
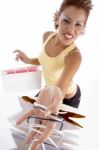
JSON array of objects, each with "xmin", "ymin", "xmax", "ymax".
[
  {"xmin": 54, "ymin": 85, "xmax": 65, "ymax": 98},
  {"xmin": 28, "ymin": 58, "xmax": 33, "ymax": 64},
  {"xmin": 48, "ymin": 85, "xmax": 65, "ymax": 99}
]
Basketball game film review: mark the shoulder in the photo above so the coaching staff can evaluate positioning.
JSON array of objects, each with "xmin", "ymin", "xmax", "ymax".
[
  {"xmin": 64, "ymin": 47, "xmax": 82, "ymax": 66},
  {"xmin": 42, "ymin": 31, "xmax": 54, "ymax": 42}
]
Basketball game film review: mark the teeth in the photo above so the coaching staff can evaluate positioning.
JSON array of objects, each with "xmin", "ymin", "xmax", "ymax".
[{"xmin": 64, "ymin": 33, "xmax": 73, "ymax": 39}]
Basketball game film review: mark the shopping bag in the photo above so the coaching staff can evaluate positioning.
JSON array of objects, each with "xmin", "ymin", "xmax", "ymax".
[{"xmin": 1, "ymin": 66, "xmax": 42, "ymax": 94}]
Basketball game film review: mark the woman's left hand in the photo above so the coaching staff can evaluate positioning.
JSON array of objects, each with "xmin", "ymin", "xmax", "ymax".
[{"xmin": 16, "ymin": 86, "xmax": 63, "ymax": 150}]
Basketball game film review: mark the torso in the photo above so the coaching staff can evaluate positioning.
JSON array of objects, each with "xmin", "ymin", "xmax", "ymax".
[{"xmin": 39, "ymin": 31, "xmax": 79, "ymax": 98}]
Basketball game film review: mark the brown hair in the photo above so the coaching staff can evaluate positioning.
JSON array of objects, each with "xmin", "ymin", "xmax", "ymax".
[{"xmin": 54, "ymin": 0, "xmax": 93, "ymax": 29}]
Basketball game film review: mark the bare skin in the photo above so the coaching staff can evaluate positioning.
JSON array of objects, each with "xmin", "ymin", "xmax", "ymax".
[{"xmin": 13, "ymin": 50, "xmax": 40, "ymax": 65}]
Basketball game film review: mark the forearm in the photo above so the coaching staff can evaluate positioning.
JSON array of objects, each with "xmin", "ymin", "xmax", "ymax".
[
  {"xmin": 29, "ymin": 58, "xmax": 40, "ymax": 65},
  {"xmin": 55, "ymin": 83, "xmax": 67, "ymax": 98},
  {"xmin": 55, "ymin": 51, "xmax": 82, "ymax": 97}
]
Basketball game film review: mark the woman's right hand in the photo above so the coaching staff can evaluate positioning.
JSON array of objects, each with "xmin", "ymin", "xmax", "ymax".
[{"xmin": 13, "ymin": 50, "xmax": 31, "ymax": 64}]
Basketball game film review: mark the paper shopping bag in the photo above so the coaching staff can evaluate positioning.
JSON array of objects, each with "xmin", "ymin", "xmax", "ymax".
[{"xmin": 1, "ymin": 66, "xmax": 42, "ymax": 94}]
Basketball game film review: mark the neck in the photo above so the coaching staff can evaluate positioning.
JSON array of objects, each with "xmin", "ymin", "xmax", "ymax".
[{"xmin": 54, "ymin": 34, "xmax": 68, "ymax": 50}]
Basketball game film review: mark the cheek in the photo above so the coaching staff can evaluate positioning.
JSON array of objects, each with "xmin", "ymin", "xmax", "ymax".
[
  {"xmin": 58, "ymin": 19, "xmax": 64, "ymax": 28},
  {"xmin": 76, "ymin": 30, "xmax": 83, "ymax": 37},
  {"xmin": 58, "ymin": 22, "xmax": 65, "ymax": 32}
]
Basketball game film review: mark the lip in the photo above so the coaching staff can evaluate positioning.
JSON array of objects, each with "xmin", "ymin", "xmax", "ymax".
[{"xmin": 63, "ymin": 33, "xmax": 74, "ymax": 40}]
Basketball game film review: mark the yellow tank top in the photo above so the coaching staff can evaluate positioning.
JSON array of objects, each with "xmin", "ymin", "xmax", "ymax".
[{"xmin": 38, "ymin": 32, "xmax": 77, "ymax": 94}]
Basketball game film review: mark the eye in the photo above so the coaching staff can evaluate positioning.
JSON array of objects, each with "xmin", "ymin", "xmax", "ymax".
[
  {"xmin": 76, "ymin": 23, "xmax": 82, "ymax": 27},
  {"xmin": 63, "ymin": 18, "xmax": 70, "ymax": 24},
  {"xmin": 75, "ymin": 23, "xmax": 84, "ymax": 29}
]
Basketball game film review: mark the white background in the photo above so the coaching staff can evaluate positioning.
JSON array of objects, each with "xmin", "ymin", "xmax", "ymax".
[{"xmin": 0, "ymin": 0, "xmax": 99, "ymax": 149}]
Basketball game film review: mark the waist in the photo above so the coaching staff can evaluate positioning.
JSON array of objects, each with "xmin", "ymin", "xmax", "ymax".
[{"xmin": 65, "ymin": 84, "xmax": 77, "ymax": 99}]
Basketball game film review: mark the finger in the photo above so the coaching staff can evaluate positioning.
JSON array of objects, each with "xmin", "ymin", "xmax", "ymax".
[
  {"xmin": 36, "ymin": 120, "xmax": 47, "ymax": 136},
  {"xmin": 44, "ymin": 110, "xmax": 51, "ymax": 116},
  {"xmin": 44, "ymin": 104, "xmax": 58, "ymax": 116},
  {"xmin": 26, "ymin": 120, "xmax": 45, "ymax": 145},
  {"xmin": 13, "ymin": 49, "xmax": 23, "ymax": 54},
  {"xmin": 15, "ymin": 56, "xmax": 19, "ymax": 61},
  {"xmin": 25, "ymin": 130, "xmax": 38, "ymax": 144},
  {"xmin": 29, "ymin": 140, "xmax": 40, "ymax": 150},
  {"xmin": 15, "ymin": 54, "xmax": 20, "ymax": 61},
  {"xmin": 37, "ymin": 121, "xmax": 56, "ymax": 144},
  {"xmin": 29, "ymin": 122, "xmax": 55, "ymax": 150},
  {"xmin": 27, "ymin": 114, "xmax": 56, "ymax": 148},
  {"xmin": 26, "ymin": 117, "xmax": 45, "ymax": 144},
  {"xmin": 15, "ymin": 54, "xmax": 22, "ymax": 61},
  {"xmin": 16, "ymin": 109, "xmax": 34, "ymax": 125}
]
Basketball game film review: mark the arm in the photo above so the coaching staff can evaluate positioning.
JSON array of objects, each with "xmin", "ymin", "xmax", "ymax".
[
  {"xmin": 13, "ymin": 31, "xmax": 53, "ymax": 65},
  {"xmin": 14, "ymin": 50, "xmax": 40, "ymax": 65},
  {"xmin": 55, "ymin": 49, "xmax": 82, "ymax": 97},
  {"xmin": 43, "ymin": 31, "xmax": 54, "ymax": 42},
  {"xmin": 29, "ymin": 57, "xmax": 40, "ymax": 65},
  {"xmin": 42, "ymin": 49, "xmax": 82, "ymax": 115}
]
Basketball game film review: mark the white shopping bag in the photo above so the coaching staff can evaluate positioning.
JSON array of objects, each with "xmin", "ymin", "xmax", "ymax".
[{"xmin": 1, "ymin": 66, "xmax": 42, "ymax": 94}]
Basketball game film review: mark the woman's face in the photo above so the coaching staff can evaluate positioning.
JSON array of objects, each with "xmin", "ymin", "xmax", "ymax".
[{"xmin": 57, "ymin": 6, "xmax": 87, "ymax": 46}]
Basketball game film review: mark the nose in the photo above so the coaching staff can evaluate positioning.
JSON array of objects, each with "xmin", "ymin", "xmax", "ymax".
[{"xmin": 66, "ymin": 23, "xmax": 75, "ymax": 32}]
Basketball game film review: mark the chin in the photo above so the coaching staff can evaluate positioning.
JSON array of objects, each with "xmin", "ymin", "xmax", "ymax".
[
  {"xmin": 63, "ymin": 40, "xmax": 74, "ymax": 46},
  {"xmin": 61, "ymin": 36, "xmax": 74, "ymax": 46}
]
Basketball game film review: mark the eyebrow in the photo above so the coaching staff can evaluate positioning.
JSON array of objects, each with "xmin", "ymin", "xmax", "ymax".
[{"xmin": 62, "ymin": 15, "xmax": 85, "ymax": 23}]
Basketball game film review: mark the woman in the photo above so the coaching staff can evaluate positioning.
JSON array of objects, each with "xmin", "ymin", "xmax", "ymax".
[{"xmin": 14, "ymin": 0, "xmax": 93, "ymax": 149}]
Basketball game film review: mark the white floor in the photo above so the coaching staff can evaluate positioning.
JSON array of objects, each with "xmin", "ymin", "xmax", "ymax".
[{"xmin": 0, "ymin": 80, "xmax": 99, "ymax": 150}]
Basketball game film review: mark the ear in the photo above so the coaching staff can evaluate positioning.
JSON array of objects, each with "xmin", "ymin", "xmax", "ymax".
[{"xmin": 53, "ymin": 11, "xmax": 60, "ymax": 29}]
